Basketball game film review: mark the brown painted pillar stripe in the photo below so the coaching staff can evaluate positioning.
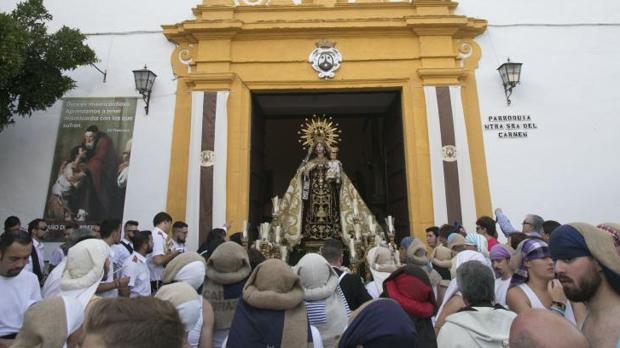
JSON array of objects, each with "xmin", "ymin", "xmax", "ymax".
[
  {"xmin": 436, "ymin": 87, "xmax": 462, "ymax": 225},
  {"xmin": 199, "ymin": 92, "xmax": 217, "ymax": 245}
]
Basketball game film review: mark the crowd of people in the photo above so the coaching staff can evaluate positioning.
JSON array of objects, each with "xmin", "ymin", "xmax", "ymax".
[{"xmin": 1, "ymin": 209, "xmax": 619, "ymax": 348}]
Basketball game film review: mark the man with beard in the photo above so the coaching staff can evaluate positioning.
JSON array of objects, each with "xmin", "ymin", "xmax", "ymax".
[
  {"xmin": 80, "ymin": 125, "xmax": 118, "ymax": 221},
  {"xmin": 0, "ymin": 231, "xmax": 41, "ymax": 342},
  {"xmin": 170, "ymin": 221, "xmax": 188, "ymax": 253},
  {"xmin": 490, "ymin": 244, "xmax": 513, "ymax": 307},
  {"xmin": 550, "ymin": 223, "xmax": 620, "ymax": 348},
  {"xmin": 120, "ymin": 231, "xmax": 153, "ymax": 297}
]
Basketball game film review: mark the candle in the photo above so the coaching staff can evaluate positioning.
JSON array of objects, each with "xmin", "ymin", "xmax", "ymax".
[
  {"xmin": 272, "ymin": 196, "xmax": 280, "ymax": 215},
  {"xmin": 354, "ymin": 224, "xmax": 361, "ymax": 240},
  {"xmin": 385, "ymin": 216, "xmax": 395, "ymax": 233},
  {"xmin": 368, "ymin": 216, "xmax": 375, "ymax": 234},
  {"xmin": 275, "ymin": 226, "xmax": 281, "ymax": 244},
  {"xmin": 349, "ymin": 238, "xmax": 356, "ymax": 259},
  {"xmin": 242, "ymin": 221, "xmax": 248, "ymax": 240},
  {"xmin": 352, "ymin": 200, "xmax": 359, "ymax": 217},
  {"xmin": 255, "ymin": 240, "xmax": 260, "ymax": 250},
  {"xmin": 280, "ymin": 245, "xmax": 288, "ymax": 261},
  {"xmin": 260, "ymin": 223, "xmax": 271, "ymax": 241}
]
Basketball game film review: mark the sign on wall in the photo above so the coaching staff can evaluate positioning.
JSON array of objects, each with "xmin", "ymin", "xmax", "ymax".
[
  {"xmin": 483, "ymin": 114, "xmax": 538, "ymax": 139},
  {"xmin": 43, "ymin": 97, "xmax": 137, "ymax": 240}
]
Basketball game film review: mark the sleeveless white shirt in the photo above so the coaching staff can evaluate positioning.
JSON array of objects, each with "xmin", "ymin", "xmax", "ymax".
[{"xmin": 518, "ymin": 283, "xmax": 576, "ymax": 324}]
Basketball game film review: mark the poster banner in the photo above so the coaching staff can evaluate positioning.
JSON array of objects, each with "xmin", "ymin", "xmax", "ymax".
[{"xmin": 43, "ymin": 97, "xmax": 137, "ymax": 241}]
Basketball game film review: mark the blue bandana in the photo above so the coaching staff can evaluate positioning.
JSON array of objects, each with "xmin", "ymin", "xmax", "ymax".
[
  {"xmin": 400, "ymin": 236, "xmax": 413, "ymax": 250},
  {"xmin": 549, "ymin": 225, "xmax": 591, "ymax": 260},
  {"xmin": 550, "ymin": 224, "xmax": 620, "ymax": 295}
]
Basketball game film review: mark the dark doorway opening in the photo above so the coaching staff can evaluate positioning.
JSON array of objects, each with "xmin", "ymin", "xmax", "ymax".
[{"xmin": 249, "ymin": 90, "xmax": 410, "ymax": 243}]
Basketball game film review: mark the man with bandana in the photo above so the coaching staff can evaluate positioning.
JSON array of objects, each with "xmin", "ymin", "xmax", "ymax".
[{"xmin": 550, "ymin": 223, "xmax": 620, "ymax": 348}]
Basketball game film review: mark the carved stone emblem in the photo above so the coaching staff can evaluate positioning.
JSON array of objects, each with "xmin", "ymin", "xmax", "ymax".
[
  {"xmin": 442, "ymin": 145, "xmax": 457, "ymax": 162},
  {"xmin": 308, "ymin": 40, "xmax": 342, "ymax": 79},
  {"xmin": 200, "ymin": 150, "xmax": 215, "ymax": 167}
]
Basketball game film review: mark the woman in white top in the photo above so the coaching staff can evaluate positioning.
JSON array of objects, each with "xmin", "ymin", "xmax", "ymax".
[{"xmin": 506, "ymin": 239, "xmax": 576, "ymax": 324}]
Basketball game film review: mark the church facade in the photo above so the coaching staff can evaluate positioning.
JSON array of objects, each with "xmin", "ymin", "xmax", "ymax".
[{"xmin": 1, "ymin": 0, "xmax": 619, "ymax": 252}]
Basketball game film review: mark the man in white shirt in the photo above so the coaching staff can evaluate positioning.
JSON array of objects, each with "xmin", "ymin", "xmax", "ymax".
[
  {"xmin": 120, "ymin": 231, "xmax": 153, "ymax": 297},
  {"xmin": 26, "ymin": 219, "xmax": 48, "ymax": 285},
  {"xmin": 148, "ymin": 212, "xmax": 180, "ymax": 292},
  {"xmin": 490, "ymin": 244, "xmax": 514, "ymax": 307},
  {"xmin": 96, "ymin": 220, "xmax": 128, "ymax": 298},
  {"xmin": 0, "ymin": 231, "xmax": 41, "ymax": 342},
  {"xmin": 170, "ymin": 221, "xmax": 188, "ymax": 253},
  {"xmin": 111, "ymin": 220, "xmax": 139, "ymax": 268}
]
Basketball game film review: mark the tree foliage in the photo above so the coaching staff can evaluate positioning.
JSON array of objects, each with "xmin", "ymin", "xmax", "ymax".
[{"xmin": 0, "ymin": 0, "xmax": 96, "ymax": 131}]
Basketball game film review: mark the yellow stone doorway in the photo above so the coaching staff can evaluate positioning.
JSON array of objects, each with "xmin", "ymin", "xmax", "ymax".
[{"xmin": 163, "ymin": 0, "xmax": 491, "ymax": 240}]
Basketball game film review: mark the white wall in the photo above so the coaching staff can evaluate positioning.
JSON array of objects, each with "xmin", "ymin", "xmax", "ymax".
[
  {"xmin": 457, "ymin": 0, "xmax": 620, "ymax": 226},
  {"xmin": 2, "ymin": 0, "xmax": 618, "ymax": 249},
  {"xmin": 0, "ymin": 0, "xmax": 201, "ymax": 253}
]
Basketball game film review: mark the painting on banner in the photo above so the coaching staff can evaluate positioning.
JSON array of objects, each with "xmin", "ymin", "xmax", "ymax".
[{"xmin": 43, "ymin": 97, "xmax": 137, "ymax": 241}]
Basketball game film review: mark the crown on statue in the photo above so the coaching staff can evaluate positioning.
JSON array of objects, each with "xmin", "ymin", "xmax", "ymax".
[
  {"xmin": 315, "ymin": 40, "xmax": 336, "ymax": 49},
  {"xmin": 297, "ymin": 114, "xmax": 342, "ymax": 150}
]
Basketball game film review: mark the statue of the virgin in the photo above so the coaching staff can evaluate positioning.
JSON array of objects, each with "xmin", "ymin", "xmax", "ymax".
[{"xmin": 277, "ymin": 115, "xmax": 383, "ymax": 251}]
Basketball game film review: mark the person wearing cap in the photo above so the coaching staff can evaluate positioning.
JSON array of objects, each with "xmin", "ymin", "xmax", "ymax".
[
  {"xmin": 506, "ymin": 239, "xmax": 576, "ymax": 324},
  {"xmin": 550, "ymin": 223, "xmax": 620, "ymax": 348},
  {"xmin": 437, "ymin": 260, "xmax": 516, "ymax": 348},
  {"xmin": 42, "ymin": 228, "xmax": 95, "ymax": 299},
  {"xmin": 365, "ymin": 246, "xmax": 398, "ymax": 299},
  {"xmin": 489, "ymin": 244, "xmax": 514, "ymax": 307},
  {"xmin": 382, "ymin": 265, "xmax": 437, "ymax": 347},
  {"xmin": 163, "ymin": 251, "xmax": 212, "ymax": 348},
  {"xmin": 0, "ymin": 231, "xmax": 41, "ymax": 343},
  {"xmin": 227, "ymin": 259, "xmax": 320, "ymax": 347},
  {"xmin": 295, "ymin": 253, "xmax": 350, "ymax": 348},
  {"xmin": 59, "ymin": 238, "xmax": 111, "ymax": 313},
  {"xmin": 597, "ymin": 222, "xmax": 620, "ymax": 256},
  {"xmin": 337, "ymin": 298, "xmax": 417, "ymax": 348},
  {"xmin": 435, "ymin": 250, "xmax": 489, "ymax": 334},
  {"xmin": 398, "ymin": 236, "xmax": 414, "ymax": 264},
  {"xmin": 446, "ymin": 233, "xmax": 466, "ymax": 255},
  {"xmin": 120, "ymin": 230, "xmax": 153, "ymax": 297},
  {"xmin": 202, "ymin": 241, "xmax": 251, "ymax": 348},
  {"xmin": 11, "ymin": 296, "xmax": 84, "ymax": 348},
  {"xmin": 156, "ymin": 282, "xmax": 204, "ymax": 347},
  {"xmin": 406, "ymin": 238, "xmax": 442, "ymax": 293},
  {"xmin": 464, "ymin": 233, "xmax": 489, "ymax": 258}
]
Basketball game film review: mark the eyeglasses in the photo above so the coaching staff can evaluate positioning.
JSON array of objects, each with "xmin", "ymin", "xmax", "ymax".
[
  {"xmin": 522, "ymin": 221, "xmax": 532, "ymax": 226},
  {"xmin": 38, "ymin": 226, "xmax": 48, "ymax": 231}
]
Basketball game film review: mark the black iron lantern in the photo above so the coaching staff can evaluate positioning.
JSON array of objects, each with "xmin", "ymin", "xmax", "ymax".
[
  {"xmin": 133, "ymin": 65, "xmax": 157, "ymax": 114},
  {"xmin": 497, "ymin": 58, "xmax": 522, "ymax": 105}
]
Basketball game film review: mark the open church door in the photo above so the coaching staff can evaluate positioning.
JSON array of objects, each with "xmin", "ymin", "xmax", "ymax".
[{"xmin": 382, "ymin": 93, "xmax": 410, "ymax": 242}]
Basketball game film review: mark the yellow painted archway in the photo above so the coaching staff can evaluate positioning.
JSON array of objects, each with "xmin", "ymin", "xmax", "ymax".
[{"xmin": 163, "ymin": 0, "xmax": 491, "ymax": 240}]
